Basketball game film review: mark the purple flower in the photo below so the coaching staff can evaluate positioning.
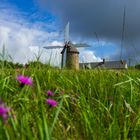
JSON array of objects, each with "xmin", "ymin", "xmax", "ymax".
[
  {"xmin": 16, "ymin": 75, "xmax": 33, "ymax": 86},
  {"xmin": 46, "ymin": 99, "xmax": 58, "ymax": 107},
  {"xmin": 47, "ymin": 90, "xmax": 54, "ymax": 96},
  {"xmin": 0, "ymin": 103, "xmax": 10, "ymax": 123}
]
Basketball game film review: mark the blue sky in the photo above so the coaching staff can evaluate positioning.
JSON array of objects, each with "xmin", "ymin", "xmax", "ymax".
[
  {"xmin": 7, "ymin": 0, "xmax": 36, "ymax": 11},
  {"xmin": 4, "ymin": 0, "xmax": 57, "ymax": 29},
  {"xmin": 0, "ymin": 0, "xmax": 132, "ymax": 65}
]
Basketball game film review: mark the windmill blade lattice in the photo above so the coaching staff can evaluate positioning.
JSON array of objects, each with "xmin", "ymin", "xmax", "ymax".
[
  {"xmin": 64, "ymin": 22, "xmax": 70, "ymax": 43},
  {"xmin": 44, "ymin": 46, "xmax": 63, "ymax": 49}
]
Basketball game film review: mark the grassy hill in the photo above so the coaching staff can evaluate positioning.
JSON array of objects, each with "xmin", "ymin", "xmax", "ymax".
[{"xmin": 0, "ymin": 68, "xmax": 140, "ymax": 140}]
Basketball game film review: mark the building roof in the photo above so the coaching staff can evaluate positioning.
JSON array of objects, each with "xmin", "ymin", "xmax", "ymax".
[{"xmin": 79, "ymin": 60, "xmax": 128, "ymax": 69}]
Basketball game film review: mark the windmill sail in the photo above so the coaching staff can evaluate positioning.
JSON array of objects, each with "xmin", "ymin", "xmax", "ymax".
[
  {"xmin": 64, "ymin": 22, "xmax": 70, "ymax": 42},
  {"xmin": 44, "ymin": 46, "xmax": 63, "ymax": 49},
  {"xmin": 62, "ymin": 22, "xmax": 70, "ymax": 68},
  {"xmin": 74, "ymin": 43, "xmax": 90, "ymax": 48}
]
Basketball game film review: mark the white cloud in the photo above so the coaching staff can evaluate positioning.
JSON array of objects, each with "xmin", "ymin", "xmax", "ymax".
[
  {"xmin": 79, "ymin": 49, "xmax": 102, "ymax": 63},
  {"xmin": 0, "ymin": 5, "xmax": 60, "ymax": 65},
  {"xmin": 0, "ymin": 3, "xmax": 102, "ymax": 66},
  {"xmin": 47, "ymin": 41, "xmax": 64, "ymax": 46}
]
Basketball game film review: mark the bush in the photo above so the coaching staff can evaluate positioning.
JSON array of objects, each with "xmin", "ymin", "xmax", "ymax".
[{"xmin": 135, "ymin": 64, "xmax": 140, "ymax": 69}]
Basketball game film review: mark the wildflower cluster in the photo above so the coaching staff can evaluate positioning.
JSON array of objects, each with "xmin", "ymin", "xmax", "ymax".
[
  {"xmin": 46, "ymin": 90, "xmax": 64, "ymax": 107},
  {"xmin": 16, "ymin": 74, "xmax": 64, "ymax": 107},
  {"xmin": 0, "ymin": 74, "xmax": 66, "ymax": 125}
]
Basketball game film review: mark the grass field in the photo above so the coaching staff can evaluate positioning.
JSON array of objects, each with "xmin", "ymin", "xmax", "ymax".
[{"xmin": 0, "ymin": 68, "xmax": 140, "ymax": 140}]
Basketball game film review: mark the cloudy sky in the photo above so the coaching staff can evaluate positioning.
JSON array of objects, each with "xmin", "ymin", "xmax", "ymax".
[{"xmin": 0, "ymin": 0, "xmax": 140, "ymax": 65}]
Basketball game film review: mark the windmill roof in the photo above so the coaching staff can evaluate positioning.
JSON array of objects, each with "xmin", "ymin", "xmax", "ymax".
[
  {"xmin": 67, "ymin": 44, "xmax": 79, "ymax": 53},
  {"xmin": 69, "ymin": 46, "xmax": 78, "ymax": 52}
]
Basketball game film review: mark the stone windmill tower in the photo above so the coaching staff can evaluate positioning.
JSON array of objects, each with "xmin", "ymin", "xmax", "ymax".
[
  {"xmin": 44, "ymin": 22, "xmax": 89, "ymax": 70},
  {"xmin": 61, "ymin": 41, "xmax": 79, "ymax": 69}
]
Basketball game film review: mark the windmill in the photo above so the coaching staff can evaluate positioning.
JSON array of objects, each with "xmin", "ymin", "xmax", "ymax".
[{"xmin": 44, "ymin": 22, "xmax": 89, "ymax": 69}]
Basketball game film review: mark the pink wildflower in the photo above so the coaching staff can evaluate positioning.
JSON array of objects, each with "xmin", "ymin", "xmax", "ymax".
[
  {"xmin": 16, "ymin": 75, "xmax": 33, "ymax": 86},
  {"xmin": 0, "ymin": 101, "xmax": 10, "ymax": 123},
  {"xmin": 47, "ymin": 90, "xmax": 54, "ymax": 96},
  {"xmin": 46, "ymin": 99, "xmax": 58, "ymax": 107}
]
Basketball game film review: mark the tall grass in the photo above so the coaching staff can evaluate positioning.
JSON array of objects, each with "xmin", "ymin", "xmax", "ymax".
[{"xmin": 0, "ymin": 68, "xmax": 140, "ymax": 139}]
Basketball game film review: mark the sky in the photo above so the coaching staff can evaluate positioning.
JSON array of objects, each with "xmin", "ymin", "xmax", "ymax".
[{"xmin": 0, "ymin": 0, "xmax": 140, "ymax": 65}]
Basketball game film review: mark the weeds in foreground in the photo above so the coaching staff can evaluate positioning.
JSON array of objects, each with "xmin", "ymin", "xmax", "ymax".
[{"xmin": 0, "ymin": 68, "xmax": 140, "ymax": 140}]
